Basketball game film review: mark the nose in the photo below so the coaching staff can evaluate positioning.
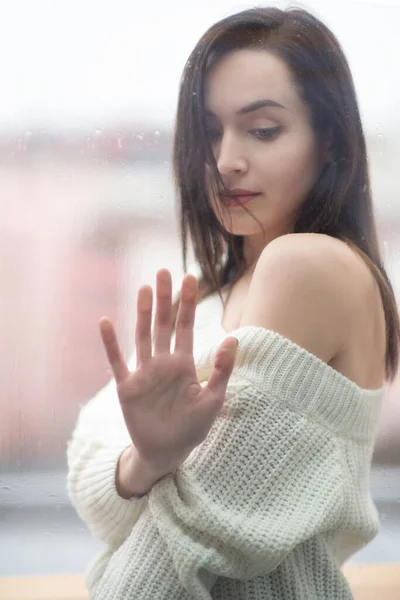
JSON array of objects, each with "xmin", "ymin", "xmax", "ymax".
[{"xmin": 215, "ymin": 133, "xmax": 248, "ymax": 175}]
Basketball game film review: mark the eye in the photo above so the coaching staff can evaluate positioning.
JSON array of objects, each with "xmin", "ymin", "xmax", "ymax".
[
  {"xmin": 251, "ymin": 127, "xmax": 281, "ymax": 140},
  {"xmin": 205, "ymin": 126, "xmax": 281, "ymax": 143}
]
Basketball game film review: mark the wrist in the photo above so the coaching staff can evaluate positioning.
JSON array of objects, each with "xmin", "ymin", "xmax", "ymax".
[{"xmin": 116, "ymin": 445, "xmax": 169, "ymax": 499}]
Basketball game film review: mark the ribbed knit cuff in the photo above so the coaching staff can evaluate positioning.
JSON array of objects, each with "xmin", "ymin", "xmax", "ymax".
[{"xmin": 67, "ymin": 442, "xmax": 148, "ymax": 546}]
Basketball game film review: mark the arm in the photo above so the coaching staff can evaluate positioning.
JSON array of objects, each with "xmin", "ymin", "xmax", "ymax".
[{"xmin": 67, "ymin": 280, "xmax": 185, "ymax": 547}]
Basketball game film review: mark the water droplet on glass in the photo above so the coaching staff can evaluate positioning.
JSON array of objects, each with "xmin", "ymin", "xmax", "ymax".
[
  {"xmin": 136, "ymin": 134, "xmax": 144, "ymax": 141},
  {"xmin": 154, "ymin": 130, "xmax": 160, "ymax": 137},
  {"xmin": 376, "ymin": 133, "xmax": 385, "ymax": 156}
]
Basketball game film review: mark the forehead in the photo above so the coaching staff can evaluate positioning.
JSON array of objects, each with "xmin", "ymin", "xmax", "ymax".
[{"xmin": 204, "ymin": 48, "xmax": 303, "ymax": 117}]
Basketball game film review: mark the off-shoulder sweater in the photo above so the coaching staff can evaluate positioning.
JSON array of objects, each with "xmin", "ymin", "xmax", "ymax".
[{"xmin": 66, "ymin": 286, "xmax": 387, "ymax": 599}]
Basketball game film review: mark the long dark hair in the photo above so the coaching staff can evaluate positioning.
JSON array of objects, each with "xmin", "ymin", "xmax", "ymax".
[{"xmin": 171, "ymin": 6, "xmax": 400, "ymax": 383}]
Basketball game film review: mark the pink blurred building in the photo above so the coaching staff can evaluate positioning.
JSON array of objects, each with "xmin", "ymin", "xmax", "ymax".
[{"xmin": 0, "ymin": 157, "xmax": 181, "ymax": 469}]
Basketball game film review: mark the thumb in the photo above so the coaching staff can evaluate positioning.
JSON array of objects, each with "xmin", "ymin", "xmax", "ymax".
[{"xmin": 206, "ymin": 336, "xmax": 239, "ymax": 397}]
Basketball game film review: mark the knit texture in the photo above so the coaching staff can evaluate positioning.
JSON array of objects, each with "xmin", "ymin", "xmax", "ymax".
[{"xmin": 67, "ymin": 288, "xmax": 386, "ymax": 599}]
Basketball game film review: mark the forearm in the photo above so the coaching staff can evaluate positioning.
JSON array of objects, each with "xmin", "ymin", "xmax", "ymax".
[{"xmin": 116, "ymin": 444, "xmax": 170, "ymax": 499}]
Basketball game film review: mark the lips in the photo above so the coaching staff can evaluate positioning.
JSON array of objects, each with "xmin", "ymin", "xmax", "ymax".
[{"xmin": 220, "ymin": 192, "xmax": 260, "ymax": 207}]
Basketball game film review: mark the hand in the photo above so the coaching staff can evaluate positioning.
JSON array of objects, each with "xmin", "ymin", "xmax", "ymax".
[{"xmin": 99, "ymin": 269, "xmax": 238, "ymax": 474}]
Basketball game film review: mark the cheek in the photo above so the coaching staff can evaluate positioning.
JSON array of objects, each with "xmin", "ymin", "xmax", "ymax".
[{"xmin": 263, "ymin": 138, "xmax": 320, "ymax": 196}]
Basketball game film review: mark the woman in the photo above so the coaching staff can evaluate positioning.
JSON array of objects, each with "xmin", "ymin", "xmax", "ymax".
[{"xmin": 67, "ymin": 6, "xmax": 400, "ymax": 599}]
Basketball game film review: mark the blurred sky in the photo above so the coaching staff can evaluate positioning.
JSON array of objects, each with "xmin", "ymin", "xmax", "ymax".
[{"xmin": 1, "ymin": 0, "xmax": 400, "ymax": 133}]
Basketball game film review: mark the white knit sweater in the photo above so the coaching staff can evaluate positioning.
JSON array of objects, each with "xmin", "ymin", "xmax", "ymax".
[{"xmin": 67, "ymin": 288, "xmax": 387, "ymax": 599}]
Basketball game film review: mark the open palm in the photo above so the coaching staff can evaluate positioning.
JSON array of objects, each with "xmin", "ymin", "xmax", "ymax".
[{"xmin": 99, "ymin": 269, "xmax": 238, "ymax": 474}]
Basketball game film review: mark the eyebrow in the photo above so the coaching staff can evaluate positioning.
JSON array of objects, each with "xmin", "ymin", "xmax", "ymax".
[{"xmin": 205, "ymin": 99, "xmax": 288, "ymax": 117}]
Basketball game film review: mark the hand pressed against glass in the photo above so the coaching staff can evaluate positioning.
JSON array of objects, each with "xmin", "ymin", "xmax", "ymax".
[{"xmin": 99, "ymin": 269, "xmax": 238, "ymax": 473}]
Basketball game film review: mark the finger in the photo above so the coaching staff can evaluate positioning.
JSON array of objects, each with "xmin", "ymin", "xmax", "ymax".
[
  {"xmin": 99, "ymin": 317, "xmax": 130, "ymax": 384},
  {"xmin": 173, "ymin": 274, "xmax": 198, "ymax": 355},
  {"xmin": 153, "ymin": 269, "xmax": 173, "ymax": 355},
  {"xmin": 205, "ymin": 337, "xmax": 238, "ymax": 398},
  {"xmin": 135, "ymin": 285, "xmax": 153, "ymax": 367}
]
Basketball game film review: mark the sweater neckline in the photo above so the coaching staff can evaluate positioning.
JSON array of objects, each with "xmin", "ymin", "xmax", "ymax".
[{"xmin": 203, "ymin": 286, "xmax": 387, "ymax": 398}]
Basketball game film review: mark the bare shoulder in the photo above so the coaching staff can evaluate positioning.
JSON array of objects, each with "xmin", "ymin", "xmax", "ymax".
[{"xmin": 239, "ymin": 233, "xmax": 362, "ymax": 365}]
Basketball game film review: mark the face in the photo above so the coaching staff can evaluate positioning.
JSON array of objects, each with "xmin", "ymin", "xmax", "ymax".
[{"xmin": 203, "ymin": 49, "xmax": 329, "ymax": 266}]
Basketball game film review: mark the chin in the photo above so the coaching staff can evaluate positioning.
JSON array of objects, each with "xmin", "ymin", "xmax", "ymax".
[{"xmin": 222, "ymin": 223, "xmax": 264, "ymax": 237}]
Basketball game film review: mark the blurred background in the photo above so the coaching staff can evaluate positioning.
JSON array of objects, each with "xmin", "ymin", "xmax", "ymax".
[{"xmin": 0, "ymin": 0, "xmax": 399, "ymax": 577}]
